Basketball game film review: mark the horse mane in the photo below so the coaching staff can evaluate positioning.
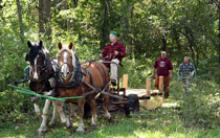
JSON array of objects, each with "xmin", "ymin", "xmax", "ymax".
[
  {"xmin": 42, "ymin": 47, "xmax": 49, "ymax": 57},
  {"xmin": 28, "ymin": 43, "xmax": 49, "ymax": 63}
]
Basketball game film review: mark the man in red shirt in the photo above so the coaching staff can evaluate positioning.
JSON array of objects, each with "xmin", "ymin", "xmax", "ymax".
[
  {"xmin": 154, "ymin": 51, "xmax": 173, "ymax": 98},
  {"xmin": 102, "ymin": 31, "xmax": 126, "ymax": 85}
]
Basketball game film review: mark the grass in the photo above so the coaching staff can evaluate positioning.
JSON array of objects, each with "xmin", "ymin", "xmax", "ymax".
[
  {"xmin": 1, "ymin": 100, "xmax": 220, "ymax": 138},
  {"xmin": 1, "ymin": 77, "xmax": 220, "ymax": 138}
]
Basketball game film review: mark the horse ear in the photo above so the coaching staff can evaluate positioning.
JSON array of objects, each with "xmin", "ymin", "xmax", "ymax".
[
  {"xmin": 58, "ymin": 42, "xmax": 62, "ymax": 50},
  {"xmin": 25, "ymin": 54, "xmax": 29, "ymax": 61},
  {"xmin": 27, "ymin": 41, "xmax": 32, "ymax": 48},
  {"xmin": 69, "ymin": 42, "xmax": 75, "ymax": 50},
  {"xmin": 39, "ymin": 40, "xmax": 43, "ymax": 49}
]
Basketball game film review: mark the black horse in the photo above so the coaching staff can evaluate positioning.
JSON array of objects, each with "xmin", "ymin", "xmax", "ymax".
[
  {"xmin": 25, "ymin": 41, "xmax": 55, "ymax": 115},
  {"xmin": 26, "ymin": 41, "xmax": 55, "ymax": 92},
  {"xmin": 25, "ymin": 41, "xmax": 71, "ymax": 135}
]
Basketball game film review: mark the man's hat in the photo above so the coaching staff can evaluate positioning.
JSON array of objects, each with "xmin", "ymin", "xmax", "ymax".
[
  {"xmin": 110, "ymin": 31, "xmax": 119, "ymax": 37},
  {"xmin": 161, "ymin": 51, "xmax": 167, "ymax": 55}
]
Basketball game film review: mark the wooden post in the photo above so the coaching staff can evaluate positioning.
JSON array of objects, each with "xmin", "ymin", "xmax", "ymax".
[
  {"xmin": 146, "ymin": 78, "xmax": 151, "ymax": 96},
  {"xmin": 122, "ymin": 74, "xmax": 128, "ymax": 89},
  {"xmin": 158, "ymin": 76, "xmax": 164, "ymax": 93}
]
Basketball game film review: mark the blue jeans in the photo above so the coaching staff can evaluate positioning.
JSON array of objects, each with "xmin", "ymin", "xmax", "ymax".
[{"xmin": 23, "ymin": 66, "xmax": 30, "ymax": 82}]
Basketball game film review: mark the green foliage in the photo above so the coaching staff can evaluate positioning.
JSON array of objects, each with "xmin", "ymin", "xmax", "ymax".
[
  {"xmin": 120, "ymin": 58, "xmax": 153, "ymax": 88},
  {"xmin": 1, "ymin": 108, "xmax": 220, "ymax": 138},
  {"xmin": 1, "ymin": 0, "xmax": 220, "ymax": 136},
  {"xmin": 0, "ymin": 89, "xmax": 32, "ymax": 128},
  {"xmin": 176, "ymin": 77, "xmax": 220, "ymax": 128},
  {"xmin": 0, "ymin": 0, "xmax": 219, "ymax": 90}
]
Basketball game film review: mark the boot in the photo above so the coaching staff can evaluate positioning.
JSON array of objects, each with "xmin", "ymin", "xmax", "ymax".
[
  {"xmin": 164, "ymin": 92, "xmax": 169, "ymax": 99},
  {"xmin": 111, "ymin": 79, "xmax": 117, "ymax": 86}
]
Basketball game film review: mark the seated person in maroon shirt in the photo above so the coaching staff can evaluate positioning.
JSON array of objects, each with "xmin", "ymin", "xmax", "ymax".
[
  {"xmin": 154, "ymin": 51, "xmax": 173, "ymax": 98},
  {"xmin": 101, "ymin": 31, "xmax": 126, "ymax": 85}
]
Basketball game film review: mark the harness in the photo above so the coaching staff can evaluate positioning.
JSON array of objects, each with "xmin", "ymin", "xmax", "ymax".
[
  {"xmin": 42, "ymin": 58, "xmax": 54, "ymax": 80},
  {"xmin": 56, "ymin": 56, "xmax": 83, "ymax": 88}
]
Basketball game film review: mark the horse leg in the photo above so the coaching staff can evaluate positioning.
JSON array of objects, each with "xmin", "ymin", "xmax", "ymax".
[
  {"xmin": 55, "ymin": 101, "xmax": 71, "ymax": 128},
  {"xmin": 103, "ymin": 95, "xmax": 111, "ymax": 120},
  {"xmin": 38, "ymin": 99, "xmax": 51, "ymax": 135},
  {"xmin": 90, "ymin": 99, "xmax": 97, "ymax": 129},
  {"xmin": 33, "ymin": 103, "xmax": 41, "ymax": 116},
  {"xmin": 76, "ymin": 99, "xmax": 85, "ymax": 133},
  {"xmin": 49, "ymin": 102, "xmax": 57, "ymax": 127},
  {"xmin": 31, "ymin": 97, "xmax": 41, "ymax": 116},
  {"xmin": 69, "ymin": 103, "xmax": 77, "ymax": 117},
  {"xmin": 65, "ymin": 103, "xmax": 72, "ymax": 128}
]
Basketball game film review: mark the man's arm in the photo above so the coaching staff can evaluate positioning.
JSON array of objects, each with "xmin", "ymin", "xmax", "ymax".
[
  {"xmin": 169, "ymin": 70, "xmax": 173, "ymax": 79},
  {"xmin": 191, "ymin": 64, "xmax": 196, "ymax": 77},
  {"xmin": 119, "ymin": 44, "xmax": 126, "ymax": 58},
  {"xmin": 115, "ymin": 43, "xmax": 126, "ymax": 58},
  {"xmin": 101, "ymin": 45, "xmax": 108, "ymax": 59},
  {"xmin": 168, "ymin": 60, "xmax": 173, "ymax": 79},
  {"xmin": 178, "ymin": 64, "xmax": 183, "ymax": 77},
  {"xmin": 153, "ymin": 60, "xmax": 158, "ymax": 78}
]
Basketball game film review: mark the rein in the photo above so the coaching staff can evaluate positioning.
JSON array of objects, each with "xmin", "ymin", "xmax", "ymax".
[
  {"xmin": 30, "ymin": 56, "xmax": 54, "ymax": 83},
  {"xmin": 8, "ymin": 84, "xmax": 82, "ymax": 102}
]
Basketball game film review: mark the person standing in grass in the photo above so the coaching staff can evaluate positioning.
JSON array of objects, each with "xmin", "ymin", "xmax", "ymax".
[
  {"xmin": 154, "ymin": 51, "xmax": 173, "ymax": 98},
  {"xmin": 178, "ymin": 56, "xmax": 196, "ymax": 93},
  {"xmin": 101, "ymin": 31, "xmax": 126, "ymax": 86}
]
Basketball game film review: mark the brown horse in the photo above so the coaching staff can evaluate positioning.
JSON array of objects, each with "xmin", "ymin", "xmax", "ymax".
[{"xmin": 56, "ymin": 42, "xmax": 111, "ymax": 132}]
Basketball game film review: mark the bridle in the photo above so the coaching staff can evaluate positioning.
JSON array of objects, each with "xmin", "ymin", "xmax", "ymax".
[
  {"xmin": 29, "ymin": 51, "xmax": 51, "ymax": 82},
  {"xmin": 58, "ymin": 51, "xmax": 75, "ymax": 82}
]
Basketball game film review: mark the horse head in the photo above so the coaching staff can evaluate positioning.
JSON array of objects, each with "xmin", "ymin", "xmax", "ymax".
[
  {"xmin": 57, "ymin": 42, "xmax": 77, "ymax": 83},
  {"xmin": 26, "ymin": 40, "xmax": 48, "ymax": 82}
]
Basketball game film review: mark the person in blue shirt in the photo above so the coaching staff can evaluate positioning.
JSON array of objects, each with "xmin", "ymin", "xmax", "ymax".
[{"xmin": 178, "ymin": 56, "xmax": 196, "ymax": 93}]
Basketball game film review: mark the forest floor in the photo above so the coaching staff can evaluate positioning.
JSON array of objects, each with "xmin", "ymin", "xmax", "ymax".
[
  {"xmin": 0, "ymin": 86, "xmax": 220, "ymax": 138},
  {"xmin": 0, "ymin": 95, "xmax": 220, "ymax": 138}
]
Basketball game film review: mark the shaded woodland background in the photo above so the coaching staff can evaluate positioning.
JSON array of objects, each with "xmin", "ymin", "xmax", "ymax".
[
  {"xmin": 1, "ymin": 0, "xmax": 220, "ymax": 89},
  {"xmin": 1, "ymin": 0, "xmax": 220, "ymax": 136}
]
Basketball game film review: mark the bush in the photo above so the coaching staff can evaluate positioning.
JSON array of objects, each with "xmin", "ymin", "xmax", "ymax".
[
  {"xmin": 120, "ymin": 58, "xmax": 154, "ymax": 88},
  {"xmin": 179, "ymin": 77, "xmax": 220, "ymax": 128},
  {"xmin": 0, "ymin": 89, "xmax": 33, "ymax": 128}
]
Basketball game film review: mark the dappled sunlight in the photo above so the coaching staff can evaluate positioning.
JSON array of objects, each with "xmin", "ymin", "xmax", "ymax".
[
  {"xmin": 1, "ymin": 0, "xmax": 220, "ymax": 137},
  {"xmin": 0, "ymin": 104, "xmax": 220, "ymax": 138}
]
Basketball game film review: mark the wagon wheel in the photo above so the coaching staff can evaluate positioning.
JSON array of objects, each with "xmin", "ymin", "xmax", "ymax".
[{"xmin": 127, "ymin": 94, "xmax": 140, "ymax": 112}]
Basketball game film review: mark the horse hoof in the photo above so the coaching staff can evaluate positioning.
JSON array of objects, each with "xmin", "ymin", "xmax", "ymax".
[
  {"xmin": 108, "ymin": 117, "xmax": 115, "ymax": 123},
  {"xmin": 49, "ymin": 122, "xmax": 56, "ymax": 128},
  {"xmin": 66, "ymin": 123, "xmax": 72, "ymax": 129},
  {"xmin": 91, "ymin": 124, "xmax": 97, "ymax": 130},
  {"xmin": 36, "ymin": 113, "xmax": 41, "ymax": 117},
  {"xmin": 76, "ymin": 127, "xmax": 85, "ymax": 133},
  {"xmin": 37, "ymin": 129, "xmax": 47, "ymax": 136},
  {"xmin": 108, "ymin": 117, "xmax": 113, "ymax": 122}
]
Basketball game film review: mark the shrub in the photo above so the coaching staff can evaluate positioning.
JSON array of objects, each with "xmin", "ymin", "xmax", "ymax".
[
  {"xmin": 0, "ymin": 89, "xmax": 33, "ymax": 128},
  {"xmin": 179, "ymin": 78, "xmax": 220, "ymax": 128}
]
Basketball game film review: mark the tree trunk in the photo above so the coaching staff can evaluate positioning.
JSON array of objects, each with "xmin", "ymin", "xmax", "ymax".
[
  {"xmin": 161, "ymin": 33, "xmax": 167, "ymax": 51},
  {"xmin": 130, "ymin": 4, "xmax": 135, "ymax": 59},
  {"xmin": 72, "ymin": 0, "xmax": 78, "ymax": 7},
  {"xmin": 0, "ymin": 0, "xmax": 3, "ymax": 10},
  {"xmin": 64, "ymin": 0, "xmax": 71, "ymax": 31},
  {"xmin": 100, "ymin": 0, "xmax": 111, "ymax": 48},
  {"xmin": 121, "ymin": 0, "xmax": 129, "ymax": 43},
  {"xmin": 39, "ymin": 0, "xmax": 51, "ymax": 40},
  {"xmin": 39, "ymin": 0, "xmax": 44, "ymax": 37},
  {"xmin": 16, "ymin": 0, "xmax": 24, "ymax": 43},
  {"xmin": 184, "ymin": 26, "xmax": 198, "ymax": 65},
  {"xmin": 218, "ymin": 3, "xmax": 220, "ymax": 63}
]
